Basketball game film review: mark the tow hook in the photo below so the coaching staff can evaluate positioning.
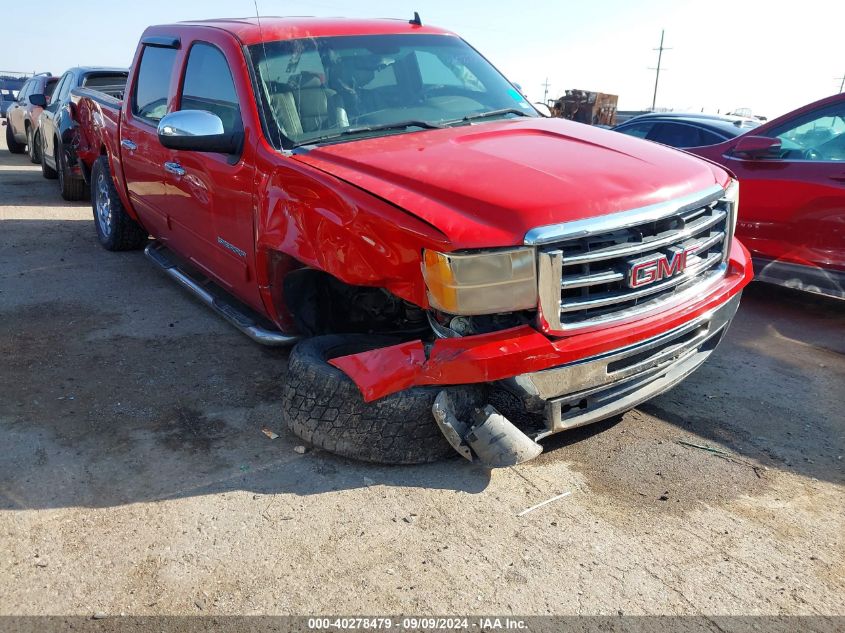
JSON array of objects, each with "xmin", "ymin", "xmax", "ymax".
[{"xmin": 432, "ymin": 391, "xmax": 543, "ymax": 468}]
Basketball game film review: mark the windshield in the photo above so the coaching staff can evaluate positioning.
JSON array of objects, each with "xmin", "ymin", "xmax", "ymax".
[{"xmin": 247, "ymin": 33, "xmax": 537, "ymax": 148}]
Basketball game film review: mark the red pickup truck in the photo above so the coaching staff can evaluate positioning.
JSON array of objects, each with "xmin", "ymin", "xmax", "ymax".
[{"xmin": 72, "ymin": 17, "xmax": 752, "ymax": 467}]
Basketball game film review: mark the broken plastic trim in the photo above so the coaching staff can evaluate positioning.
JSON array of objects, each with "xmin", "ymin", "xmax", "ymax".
[{"xmin": 432, "ymin": 391, "xmax": 543, "ymax": 468}]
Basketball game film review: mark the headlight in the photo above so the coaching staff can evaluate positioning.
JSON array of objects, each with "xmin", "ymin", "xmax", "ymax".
[{"xmin": 422, "ymin": 248, "xmax": 537, "ymax": 315}]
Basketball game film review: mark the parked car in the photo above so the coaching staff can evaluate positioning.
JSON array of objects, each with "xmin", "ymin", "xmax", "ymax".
[
  {"xmin": 0, "ymin": 76, "xmax": 27, "ymax": 118},
  {"xmin": 4, "ymin": 73, "xmax": 58, "ymax": 161},
  {"xmin": 1, "ymin": 88, "xmax": 17, "ymax": 117},
  {"xmin": 613, "ymin": 112, "xmax": 760, "ymax": 149},
  {"xmin": 691, "ymin": 93, "xmax": 845, "ymax": 299},
  {"xmin": 72, "ymin": 17, "xmax": 751, "ymax": 467},
  {"xmin": 36, "ymin": 67, "xmax": 128, "ymax": 200}
]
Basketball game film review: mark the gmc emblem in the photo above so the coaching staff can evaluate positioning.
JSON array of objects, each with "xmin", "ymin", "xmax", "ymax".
[{"xmin": 627, "ymin": 246, "xmax": 696, "ymax": 289}]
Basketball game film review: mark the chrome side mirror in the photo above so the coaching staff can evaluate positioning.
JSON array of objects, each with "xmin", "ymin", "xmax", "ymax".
[{"xmin": 157, "ymin": 110, "xmax": 242, "ymax": 154}]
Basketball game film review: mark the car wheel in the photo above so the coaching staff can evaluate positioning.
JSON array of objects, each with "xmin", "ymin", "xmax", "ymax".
[
  {"xmin": 27, "ymin": 127, "xmax": 40, "ymax": 164},
  {"xmin": 40, "ymin": 136, "xmax": 58, "ymax": 179},
  {"xmin": 91, "ymin": 155, "xmax": 148, "ymax": 250},
  {"xmin": 5, "ymin": 121, "xmax": 25, "ymax": 154},
  {"xmin": 56, "ymin": 141, "xmax": 85, "ymax": 201},
  {"xmin": 281, "ymin": 334, "xmax": 487, "ymax": 464}
]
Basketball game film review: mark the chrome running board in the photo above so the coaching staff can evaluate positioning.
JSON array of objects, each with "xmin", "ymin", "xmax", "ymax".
[{"xmin": 144, "ymin": 242, "xmax": 299, "ymax": 347}]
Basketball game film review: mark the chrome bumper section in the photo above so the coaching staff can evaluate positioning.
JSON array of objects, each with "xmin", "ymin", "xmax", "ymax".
[{"xmin": 505, "ymin": 292, "xmax": 741, "ymax": 439}]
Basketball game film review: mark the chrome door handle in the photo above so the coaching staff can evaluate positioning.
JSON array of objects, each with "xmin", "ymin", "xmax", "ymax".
[
  {"xmin": 163, "ymin": 161, "xmax": 186, "ymax": 177},
  {"xmin": 120, "ymin": 139, "xmax": 137, "ymax": 151}
]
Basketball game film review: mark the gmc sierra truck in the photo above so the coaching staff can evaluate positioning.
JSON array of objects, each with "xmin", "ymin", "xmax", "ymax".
[{"xmin": 72, "ymin": 16, "xmax": 752, "ymax": 467}]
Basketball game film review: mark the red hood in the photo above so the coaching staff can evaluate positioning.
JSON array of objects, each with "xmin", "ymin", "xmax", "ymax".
[{"xmin": 293, "ymin": 118, "xmax": 730, "ymax": 249}]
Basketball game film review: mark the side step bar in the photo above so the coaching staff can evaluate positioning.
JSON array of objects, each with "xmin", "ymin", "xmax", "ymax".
[{"xmin": 144, "ymin": 243, "xmax": 299, "ymax": 347}]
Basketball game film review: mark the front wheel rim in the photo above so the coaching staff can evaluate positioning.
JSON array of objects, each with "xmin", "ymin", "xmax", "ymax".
[{"xmin": 95, "ymin": 172, "xmax": 112, "ymax": 237}]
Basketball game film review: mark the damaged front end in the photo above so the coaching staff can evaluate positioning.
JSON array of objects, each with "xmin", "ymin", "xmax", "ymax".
[{"xmin": 328, "ymin": 236, "xmax": 750, "ymax": 468}]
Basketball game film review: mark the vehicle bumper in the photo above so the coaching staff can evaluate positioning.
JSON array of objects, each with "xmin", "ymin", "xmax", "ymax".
[
  {"xmin": 330, "ymin": 238, "xmax": 753, "ymax": 406},
  {"xmin": 502, "ymin": 291, "xmax": 740, "ymax": 438}
]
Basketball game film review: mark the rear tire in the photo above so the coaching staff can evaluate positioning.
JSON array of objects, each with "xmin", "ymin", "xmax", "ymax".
[
  {"xmin": 27, "ymin": 127, "xmax": 40, "ymax": 164},
  {"xmin": 282, "ymin": 334, "xmax": 487, "ymax": 464},
  {"xmin": 40, "ymin": 136, "xmax": 57, "ymax": 179},
  {"xmin": 6, "ymin": 122, "xmax": 25, "ymax": 154},
  {"xmin": 91, "ymin": 155, "xmax": 148, "ymax": 251},
  {"xmin": 57, "ymin": 141, "xmax": 86, "ymax": 201}
]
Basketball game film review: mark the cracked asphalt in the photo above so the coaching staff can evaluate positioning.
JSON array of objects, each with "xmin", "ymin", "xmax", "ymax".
[{"xmin": 1, "ymin": 130, "xmax": 843, "ymax": 619}]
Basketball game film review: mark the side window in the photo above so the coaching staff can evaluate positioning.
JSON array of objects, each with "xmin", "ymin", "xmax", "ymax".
[
  {"xmin": 18, "ymin": 80, "xmax": 32, "ymax": 102},
  {"xmin": 49, "ymin": 77, "xmax": 63, "ymax": 102},
  {"xmin": 180, "ymin": 42, "xmax": 242, "ymax": 135},
  {"xmin": 619, "ymin": 121, "xmax": 654, "ymax": 139},
  {"xmin": 766, "ymin": 104, "xmax": 845, "ymax": 161},
  {"xmin": 132, "ymin": 45, "xmax": 178, "ymax": 123},
  {"xmin": 648, "ymin": 122, "xmax": 700, "ymax": 148},
  {"xmin": 56, "ymin": 75, "xmax": 72, "ymax": 101},
  {"xmin": 46, "ymin": 76, "xmax": 65, "ymax": 103},
  {"xmin": 696, "ymin": 128, "xmax": 725, "ymax": 147}
]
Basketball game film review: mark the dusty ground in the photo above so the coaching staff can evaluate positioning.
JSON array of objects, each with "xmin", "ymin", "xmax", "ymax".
[{"xmin": 0, "ymin": 130, "xmax": 843, "ymax": 620}]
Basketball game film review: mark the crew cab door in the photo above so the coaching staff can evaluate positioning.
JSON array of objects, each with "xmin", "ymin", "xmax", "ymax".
[
  {"xmin": 720, "ymin": 100, "xmax": 845, "ymax": 272},
  {"xmin": 164, "ymin": 38, "xmax": 261, "ymax": 311},
  {"xmin": 120, "ymin": 40, "xmax": 179, "ymax": 238}
]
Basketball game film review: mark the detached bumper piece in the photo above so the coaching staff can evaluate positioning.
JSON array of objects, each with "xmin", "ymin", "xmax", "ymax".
[
  {"xmin": 434, "ymin": 293, "xmax": 741, "ymax": 467},
  {"xmin": 432, "ymin": 393, "xmax": 542, "ymax": 468}
]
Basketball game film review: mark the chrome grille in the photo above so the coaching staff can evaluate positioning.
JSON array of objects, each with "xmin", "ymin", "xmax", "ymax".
[{"xmin": 529, "ymin": 184, "xmax": 736, "ymax": 334}]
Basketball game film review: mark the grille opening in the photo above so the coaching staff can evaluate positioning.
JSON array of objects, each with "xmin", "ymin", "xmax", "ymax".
[{"xmin": 543, "ymin": 195, "xmax": 732, "ymax": 330}]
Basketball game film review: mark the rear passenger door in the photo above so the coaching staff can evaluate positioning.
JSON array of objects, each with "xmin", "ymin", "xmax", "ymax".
[
  {"xmin": 166, "ymin": 40, "xmax": 261, "ymax": 310},
  {"xmin": 121, "ymin": 41, "xmax": 179, "ymax": 238}
]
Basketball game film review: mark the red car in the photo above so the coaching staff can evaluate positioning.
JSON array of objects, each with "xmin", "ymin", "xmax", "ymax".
[
  {"xmin": 70, "ymin": 17, "xmax": 752, "ymax": 467},
  {"xmin": 691, "ymin": 93, "xmax": 845, "ymax": 299}
]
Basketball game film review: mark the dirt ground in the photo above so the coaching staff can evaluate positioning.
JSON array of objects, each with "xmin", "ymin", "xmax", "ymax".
[{"xmin": 1, "ymin": 129, "xmax": 843, "ymax": 620}]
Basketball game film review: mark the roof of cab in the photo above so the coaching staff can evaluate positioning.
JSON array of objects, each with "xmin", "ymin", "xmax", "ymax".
[{"xmin": 170, "ymin": 16, "xmax": 456, "ymax": 45}]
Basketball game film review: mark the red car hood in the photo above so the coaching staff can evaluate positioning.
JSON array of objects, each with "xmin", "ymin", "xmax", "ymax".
[{"xmin": 293, "ymin": 118, "xmax": 730, "ymax": 248}]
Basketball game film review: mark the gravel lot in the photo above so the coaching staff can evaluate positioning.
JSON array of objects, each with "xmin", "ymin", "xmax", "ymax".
[{"xmin": 1, "ymin": 130, "xmax": 843, "ymax": 620}]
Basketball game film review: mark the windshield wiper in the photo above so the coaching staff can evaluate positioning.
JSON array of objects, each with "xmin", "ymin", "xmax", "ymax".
[
  {"xmin": 454, "ymin": 108, "xmax": 532, "ymax": 123},
  {"xmin": 296, "ymin": 120, "xmax": 445, "ymax": 147}
]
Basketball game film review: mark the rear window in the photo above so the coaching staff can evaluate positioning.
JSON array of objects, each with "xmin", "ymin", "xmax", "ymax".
[
  {"xmin": 83, "ymin": 73, "xmax": 128, "ymax": 99},
  {"xmin": 132, "ymin": 46, "xmax": 178, "ymax": 123}
]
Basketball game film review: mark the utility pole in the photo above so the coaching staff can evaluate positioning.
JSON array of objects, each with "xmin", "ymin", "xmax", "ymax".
[
  {"xmin": 541, "ymin": 77, "xmax": 551, "ymax": 104},
  {"xmin": 650, "ymin": 30, "xmax": 671, "ymax": 111},
  {"xmin": 838, "ymin": 74, "xmax": 845, "ymax": 93}
]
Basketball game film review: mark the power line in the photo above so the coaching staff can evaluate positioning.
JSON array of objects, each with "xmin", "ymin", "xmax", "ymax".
[{"xmin": 649, "ymin": 29, "xmax": 671, "ymax": 110}]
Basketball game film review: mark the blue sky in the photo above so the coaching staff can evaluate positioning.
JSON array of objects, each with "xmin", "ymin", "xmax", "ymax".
[{"xmin": 2, "ymin": 0, "xmax": 842, "ymax": 118}]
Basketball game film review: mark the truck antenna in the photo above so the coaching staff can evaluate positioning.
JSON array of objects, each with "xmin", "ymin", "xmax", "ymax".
[
  {"xmin": 409, "ymin": 12, "xmax": 422, "ymax": 26},
  {"xmin": 253, "ymin": 0, "xmax": 284, "ymax": 149}
]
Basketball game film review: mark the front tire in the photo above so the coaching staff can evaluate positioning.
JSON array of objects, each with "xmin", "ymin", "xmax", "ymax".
[
  {"xmin": 56, "ymin": 141, "xmax": 86, "ymax": 201},
  {"xmin": 6, "ymin": 122, "xmax": 25, "ymax": 154},
  {"xmin": 40, "ymin": 136, "xmax": 57, "ymax": 179},
  {"xmin": 282, "ymin": 334, "xmax": 486, "ymax": 464},
  {"xmin": 91, "ymin": 155, "xmax": 148, "ymax": 251},
  {"xmin": 27, "ymin": 127, "xmax": 40, "ymax": 164}
]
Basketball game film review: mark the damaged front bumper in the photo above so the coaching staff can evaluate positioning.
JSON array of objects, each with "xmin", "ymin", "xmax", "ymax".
[
  {"xmin": 431, "ymin": 292, "xmax": 740, "ymax": 466},
  {"xmin": 330, "ymin": 240, "xmax": 752, "ymax": 467}
]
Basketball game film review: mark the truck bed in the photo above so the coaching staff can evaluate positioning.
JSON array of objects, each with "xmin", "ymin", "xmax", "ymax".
[{"xmin": 70, "ymin": 86, "xmax": 132, "ymax": 211}]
